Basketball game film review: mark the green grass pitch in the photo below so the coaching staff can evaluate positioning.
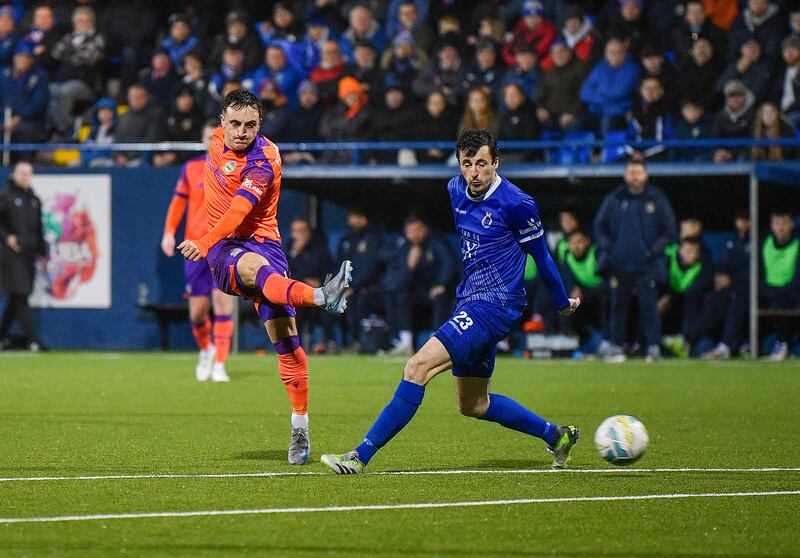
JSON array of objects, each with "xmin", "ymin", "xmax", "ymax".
[{"xmin": 0, "ymin": 352, "xmax": 798, "ymax": 557}]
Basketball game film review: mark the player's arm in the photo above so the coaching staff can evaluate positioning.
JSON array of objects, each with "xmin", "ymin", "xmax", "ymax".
[
  {"xmin": 162, "ymin": 165, "xmax": 191, "ymax": 257},
  {"xmin": 179, "ymin": 165, "xmax": 274, "ymax": 261},
  {"xmin": 510, "ymin": 198, "xmax": 579, "ymax": 315}
]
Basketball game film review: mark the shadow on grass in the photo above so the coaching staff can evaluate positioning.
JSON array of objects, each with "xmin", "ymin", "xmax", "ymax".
[{"xmin": 233, "ymin": 449, "xmax": 287, "ymax": 462}]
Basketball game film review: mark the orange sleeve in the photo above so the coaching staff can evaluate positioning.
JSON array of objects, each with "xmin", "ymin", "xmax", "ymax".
[
  {"xmin": 194, "ymin": 195, "xmax": 252, "ymax": 256},
  {"xmin": 163, "ymin": 195, "xmax": 188, "ymax": 236}
]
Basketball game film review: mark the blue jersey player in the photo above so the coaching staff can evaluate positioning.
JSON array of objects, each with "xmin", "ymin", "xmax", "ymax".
[{"xmin": 321, "ymin": 130, "xmax": 581, "ymax": 474}]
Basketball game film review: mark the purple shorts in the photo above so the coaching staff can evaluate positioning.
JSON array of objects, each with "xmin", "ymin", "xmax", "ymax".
[
  {"xmin": 206, "ymin": 237, "xmax": 295, "ymax": 323},
  {"xmin": 183, "ymin": 258, "xmax": 214, "ymax": 297}
]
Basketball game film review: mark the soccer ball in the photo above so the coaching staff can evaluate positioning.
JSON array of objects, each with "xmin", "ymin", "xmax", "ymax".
[{"xmin": 594, "ymin": 415, "xmax": 649, "ymax": 466}]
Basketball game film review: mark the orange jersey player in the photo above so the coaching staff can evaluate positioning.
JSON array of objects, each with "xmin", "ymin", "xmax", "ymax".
[
  {"xmin": 178, "ymin": 90, "xmax": 352, "ymax": 466},
  {"xmin": 162, "ymin": 122, "xmax": 235, "ymax": 383}
]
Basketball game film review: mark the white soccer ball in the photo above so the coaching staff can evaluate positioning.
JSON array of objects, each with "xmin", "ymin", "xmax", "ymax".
[{"xmin": 594, "ymin": 415, "xmax": 649, "ymax": 466}]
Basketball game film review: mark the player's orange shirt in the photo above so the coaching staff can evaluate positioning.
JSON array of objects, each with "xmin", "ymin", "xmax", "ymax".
[
  {"xmin": 163, "ymin": 155, "xmax": 207, "ymax": 240},
  {"xmin": 203, "ymin": 127, "xmax": 282, "ymax": 243}
]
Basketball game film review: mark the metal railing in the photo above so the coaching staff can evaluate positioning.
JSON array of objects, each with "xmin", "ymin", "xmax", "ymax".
[{"xmin": 3, "ymin": 137, "xmax": 800, "ymax": 166}]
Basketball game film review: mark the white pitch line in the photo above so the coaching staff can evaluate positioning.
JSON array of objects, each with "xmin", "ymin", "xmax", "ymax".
[
  {"xmin": 1, "ymin": 490, "xmax": 798, "ymax": 525},
  {"xmin": 0, "ymin": 467, "xmax": 799, "ymax": 483}
]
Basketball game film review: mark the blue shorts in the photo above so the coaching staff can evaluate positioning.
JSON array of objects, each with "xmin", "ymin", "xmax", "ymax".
[
  {"xmin": 183, "ymin": 258, "xmax": 214, "ymax": 297},
  {"xmin": 206, "ymin": 237, "xmax": 296, "ymax": 323},
  {"xmin": 433, "ymin": 300, "xmax": 522, "ymax": 378}
]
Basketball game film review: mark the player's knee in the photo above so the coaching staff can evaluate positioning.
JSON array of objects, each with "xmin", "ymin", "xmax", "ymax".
[
  {"xmin": 457, "ymin": 397, "xmax": 489, "ymax": 418},
  {"xmin": 402, "ymin": 355, "xmax": 431, "ymax": 385},
  {"xmin": 236, "ymin": 253, "xmax": 267, "ymax": 288}
]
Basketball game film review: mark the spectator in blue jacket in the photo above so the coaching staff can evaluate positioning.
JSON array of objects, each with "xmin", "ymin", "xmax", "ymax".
[
  {"xmin": 0, "ymin": 6, "xmax": 20, "ymax": 69},
  {"xmin": 244, "ymin": 43, "xmax": 302, "ymax": 109},
  {"xmin": 381, "ymin": 215, "xmax": 455, "ymax": 355},
  {"xmin": 579, "ymin": 37, "xmax": 640, "ymax": 135},
  {"xmin": 594, "ymin": 157, "xmax": 677, "ymax": 362},
  {"xmin": 0, "ymin": 43, "xmax": 48, "ymax": 145},
  {"xmin": 341, "ymin": 5, "xmax": 387, "ymax": 60},
  {"xmin": 208, "ymin": 45, "xmax": 247, "ymax": 106},
  {"xmin": 161, "ymin": 13, "xmax": 199, "ymax": 70}
]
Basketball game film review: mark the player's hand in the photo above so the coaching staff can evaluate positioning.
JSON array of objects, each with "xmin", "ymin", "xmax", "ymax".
[
  {"xmin": 559, "ymin": 297, "xmax": 580, "ymax": 316},
  {"xmin": 5, "ymin": 234, "xmax": 20, "ymax": 253},
  {"xmin": 177, "ymin": 240, "xmax": 202, "ymax": 262},
  {"xmin": 161, "ymin": 233, "xmax": 176, "ymax": 257}
]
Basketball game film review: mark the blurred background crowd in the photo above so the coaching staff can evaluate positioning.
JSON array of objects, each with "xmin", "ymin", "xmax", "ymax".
[{"xmin": 0, "ymin": 0, "xmax": 799, "ymax": 165}]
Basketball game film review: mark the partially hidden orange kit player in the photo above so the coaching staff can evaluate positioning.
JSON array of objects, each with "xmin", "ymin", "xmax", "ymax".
[
  {"xmin": 162, "ymin": 121, "xmax": 234, "ymax": 384},
  {"xmin": 179, "ymin": 90, "xmax": 353, "ymax": 466}
]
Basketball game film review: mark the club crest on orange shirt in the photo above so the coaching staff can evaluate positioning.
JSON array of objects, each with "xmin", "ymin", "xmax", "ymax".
[{"xmin": 223, "ymin": 161, "xmax": 236, "ymax": 174}]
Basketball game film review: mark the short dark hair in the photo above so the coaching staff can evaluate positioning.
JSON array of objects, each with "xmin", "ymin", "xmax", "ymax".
[
  {"xmin": 456, "ymin": 129, "xmax": 499, "ymax": 163},
  {"xmin": 770, "ymin": 209, "xmax": 793, "ymax": 219},
  {"xmin": 222, "ymin": 88, "xmax": 262, "ymax": 121},
  {"xmin": 567, "ymin": 229, "xmax": 589, "ymax": 240},
  {"xmin": 404, "ymin": 213, "xmax": 426, "ymax": 226},
  {"xmin": 625, "ymin": 152, "xmax": 646, "ymax": 168}
]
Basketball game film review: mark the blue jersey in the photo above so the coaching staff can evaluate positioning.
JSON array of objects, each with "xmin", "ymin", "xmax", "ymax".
[{"xmin": 447, "ymin": 174, "xmax": 570, "ymax": 311}]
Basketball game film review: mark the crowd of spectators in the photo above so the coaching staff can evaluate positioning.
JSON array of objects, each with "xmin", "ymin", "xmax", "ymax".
[
  {"xmin": 286, "ymin": 157, "xmax": 798, "ymax": 361},
  {"xmin": 0, "ymin": 0, "xmax": 799, "ymax": 165}
]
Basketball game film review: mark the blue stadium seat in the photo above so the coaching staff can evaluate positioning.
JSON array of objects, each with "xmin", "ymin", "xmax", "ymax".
[
  {"xmin": 558, "ymin": 132, "xmax": 594, "ymax": 165},
  {"xmin": 602, "ymin": 131, "xmax": 629, "ymax": 164}
]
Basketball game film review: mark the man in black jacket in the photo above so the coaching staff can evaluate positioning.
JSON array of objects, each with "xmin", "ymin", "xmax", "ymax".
[
  {"xmin": 594, "ymin": 157, "xmax": 677, "ymax": 362},
  {"xmin": 337, "ymin": 208, "xmax": 384, "ymax": 351},
  {"xmin": 381, "ymin": 215, "xmax": 455, "ymax": 355},
  {"xmin": 0, "ymin": 161, "xmax": 46, "ymax": 351}
]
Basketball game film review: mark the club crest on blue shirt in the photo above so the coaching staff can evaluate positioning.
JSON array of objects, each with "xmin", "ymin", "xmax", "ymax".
[{"xmin": 481, "ymin": 211, "xmax": 493, "ymax": 228}]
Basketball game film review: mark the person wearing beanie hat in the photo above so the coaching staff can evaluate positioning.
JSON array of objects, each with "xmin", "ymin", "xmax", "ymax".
[
  {"xmin": 83, "ymin": 96, "xmax": 118, "ymax": 167},
  {"xmin": 712, "ymin": 79, "xmax": 756, "ymax": 162},
  {"xmin": 162, "ymin": 12, "xmax": 199, "ymax": 69},
  {"xmin": 502, "ymin": 0, "xmax": 556, "ymax": 66},
  {"xmin": 381, "ymin": 28, "xmax": 427, "ymax": 95},
  {"xmin": 318, "ymin": 75, "xmax": 373, "ymax": 163}
]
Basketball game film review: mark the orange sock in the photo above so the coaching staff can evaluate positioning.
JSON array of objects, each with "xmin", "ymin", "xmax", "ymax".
[
  {"xmin": 191, "ymin": 318, "xmax": 212, "ymax": 350},
  {"xmin": 213, "ymin": 316, "xmax": 233, "ymax": 364},
  {"xmin": 277, "ymin": 346, "xmax": 309, "ymax": 415},
  {"xmin": 256, "ymin": 266, "xmax": 316, "ymax": 307}
]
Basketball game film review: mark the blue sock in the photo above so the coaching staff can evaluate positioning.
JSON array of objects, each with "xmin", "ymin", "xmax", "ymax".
[
  {"xmin": 355, "ymin": 380, "xmax": 425, "ymax": 465},
  {"xmin": 479, "ymin": 393, "xmax": 557, "ymax": 444}
]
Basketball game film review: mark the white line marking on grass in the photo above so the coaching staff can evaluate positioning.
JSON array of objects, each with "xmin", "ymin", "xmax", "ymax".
[
  {"xmin": 2, "ymin": 491, "xmax": 799, "ymax": 525},
  {"xmin": 1, "ymin": 467, "xmax": 799, "ymax": 483}
]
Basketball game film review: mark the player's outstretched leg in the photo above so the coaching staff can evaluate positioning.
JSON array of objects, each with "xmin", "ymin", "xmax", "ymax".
[
  {"xmin": 250, "ymin": 258, "xmax": 353, "ymax": 314},
  {"xmin": 458, "ymin": 379, "xmax": 581, "ymax": 469},
  {"xmin": 321, "ymin": 338, "xmax": 451, "ymax": 474},
  {"xmin": 478, "ymin": 393, "xmax": 579, "ymax": 468}
]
